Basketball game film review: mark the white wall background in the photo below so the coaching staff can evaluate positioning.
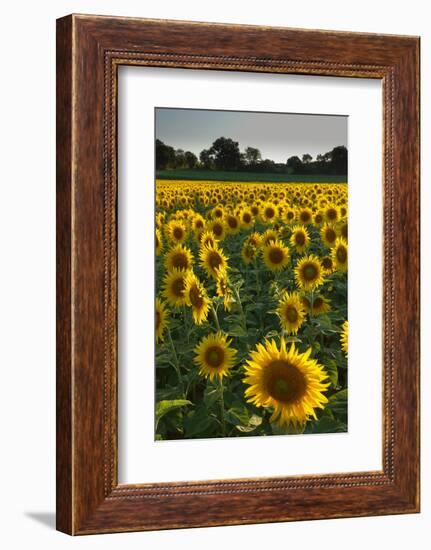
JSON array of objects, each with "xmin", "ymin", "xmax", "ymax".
[{"xmin": 0, "ymin": 0, "xmax": 427, "ymax": 548}]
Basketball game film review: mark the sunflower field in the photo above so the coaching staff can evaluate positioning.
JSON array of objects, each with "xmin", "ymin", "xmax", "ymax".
[{"xmin": 155, "ymin": 180, "xmax": 348, "ymax": 440}]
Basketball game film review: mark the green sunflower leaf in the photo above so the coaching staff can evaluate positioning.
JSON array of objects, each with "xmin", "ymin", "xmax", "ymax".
[
  {"xmin": 155, "ymin": 399, "xmax": 193, "ymax": 423},
  {"xmin": 225, "ymin": 405, "xmax": 249, "ymax": 426},
  {"xmin": 327, "ymin": 389, "xmax": 348, "ymax": 423}
]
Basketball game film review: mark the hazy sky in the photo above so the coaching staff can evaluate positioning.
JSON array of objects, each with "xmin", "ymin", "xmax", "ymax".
[{"xmin": 155, "ymin": 108, "xmax": 347, "ymax": 163}]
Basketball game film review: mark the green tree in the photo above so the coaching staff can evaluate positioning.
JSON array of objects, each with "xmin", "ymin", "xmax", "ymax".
[
  {"xmin": 184, "ymin": 151, "xmax": 198, "ymax": 169},
  {"xmin": 286, "ymin": 155, "xmax": 302, "ymax": 174},
  {"xmin": 155, "ymin": 139, "xmax": 176, "ymax": 170},
  {"xmin": 199, "ymin": 148, "xmax": 215, "ymax": 169},
  {"xmin": 244, "ymin": 146, "xmax": 262, "ymax": 165},
  {"xmin": 209, "ymin": 137, "xmax": 242, "ymax": 171}
]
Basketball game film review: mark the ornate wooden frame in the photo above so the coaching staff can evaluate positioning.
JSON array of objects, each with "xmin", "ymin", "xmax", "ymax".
[{"xmin": 56, "ymin": 14, "xmax": 420, "ymax": 535}]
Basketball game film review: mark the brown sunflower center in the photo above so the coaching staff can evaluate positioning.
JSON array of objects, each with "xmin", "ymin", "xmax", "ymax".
[
  {"xmin": 285, "ymin": 306, "xmax": 298, "ymax": 323},
  {"xmin": 243, "ymin": 213, "xmax": 251, "ymax": 224},
  {"xmin": 322, "ymin": 257, "xmax": 333, "ymax": 269},
  {"xmin": 336, "ymin": 246, "xmax": 347, "ymax": 263},
  {"xmin": 212, "ymin": 223, "xmax": 223, "ymax": 237},
  {"xmin": 295, "ymin": 232, "xmax": 306, "ymax": 246},
  {"xmin": 325, "ymin": 228, "xmax": 336, "ymax": 242},
  {"xmin": 315, "ymin": 214, "xmax": 323, "ymax": 224},
  {"xmin": 227, "ymin": 216, "xmax": 238, "ymax": 229},
  {"xmin": 287, "ymin": 211, "xmax": 294, "ymax": 220},
  {"xmin": 195, "ymin": 219, "xmax": 204, "ymax": 229},
  {"xmin": 313, "ymin": 297, "xmax": 323, "ymax": 309},
  {"xmin": 327, "ymin": 208, "xmax": 337, "ymax": 220},
  {"xmin": 171, "ymin": 252, "xmax": 189, "ymax": 269},
  {"xmin": 171, "ymin": 277, "xmax": 185, "ymax": 297},
  {"xmin": 268, "ymin": 247, "xmax": 284, "ymax": 264},
  {"xmin": 265, "ymin": 207, "xmax": 275, "ymax": 219},
  {"xmin": 303, "ymin": 263, "xmax": 318, "ymax": 281},
  {"xmin": 156, "ymin": 310, "xmax": 161, "ymax": 329},
  {"xmin": 300, "ymin": 211, "xmax": 311, "ymax": 222},
  {"xmin": 208, "ymin": 251, "xmax": 222, "ymax": 269},
  {"xmin": 173, "ymin": 227, "xmax": 184, "ymax": 240},
  {"xmin": 189, "ymin": 284, "xmax": 203, "ymax": 308},
  {"xmin": 205, "ymin": 346, "xmax": 225, "ymax": 368},
  {"xmin": 243, "ymin": 245, "xmax": 254, "ymax": 259},
  {"xmin": 265, "ymin": 360, "xmax": 307, "ymax": 403}
]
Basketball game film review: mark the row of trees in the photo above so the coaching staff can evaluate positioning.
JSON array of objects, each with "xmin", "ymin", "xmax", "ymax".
[{"xmin": 156, "ymin": 137, "xmax": 347, "ymax": 175}]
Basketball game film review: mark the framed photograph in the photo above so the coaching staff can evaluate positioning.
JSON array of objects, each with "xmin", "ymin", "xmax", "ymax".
[{"xmin": 56, "ymin": 14, "xmax": 420, "ymax": 535}]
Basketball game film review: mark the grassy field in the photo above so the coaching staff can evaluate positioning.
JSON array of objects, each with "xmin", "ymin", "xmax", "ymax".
[{"xmin": 156, "ymin": 169, "xmax": 347, "ymax": 183}]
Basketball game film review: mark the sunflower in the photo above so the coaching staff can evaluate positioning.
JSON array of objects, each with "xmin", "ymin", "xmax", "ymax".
[
  {"xmin": 241, "ymin": 241, "xmax": 257, "ymax": 264},
  {"xmin": 310, "ymin": 295, "xmax": 331, "ymax": 315},
  {"xmin": 332, "ymin": 237, "xmax": 348, "ymax": 272},
  {"xmin": 192, "ymin": 214, "xmax": 205, "ymax": 234},
  {"xmin": 261, "ymin": 228, "xmax": 279, "ymax": 247},
  {"xmin": 164, "ymin": 244, "xmax": 193, "ymax": 272},
  {"xmin": 243, "ymin": 339, "xmax": 329, "ymax": 429},
  {"xmin": 262, "ymin": 239, "xmax": 290, "ymax": 271},
  {"xmin": 321, "ymin": 256, "xmax": 335, "ymax": 274},
  {"xmin": 155, "ymin": 298, "xmax": 169, "ymax": 343},
  {"xmin": 289, "ymin": 225, "xmax": 310, "ymax": 254},
  {"xmin": 277, "ymin": 291, "xmax": 306, "ymax": 335},
  {"xmin": 199, "ymin": 230, "xmax": 217, "ymax": 249},
  {"xmin": 260, "ymin": 201, "xmax": 278, "ymax": 224},
  {"xmin": 162, "ymin": 268, "xmax": 189, "ymax": 307},
  {"xmin": 313, "ymin": 211, "xmax": 324, "ymax": 226},
  {"xmin": 194, "ymin": 332, "xmax": 237, "ymax": 381},
  {"xmin": 199, "ymin": 244, "xmax": 229, "ymax": 279},
  {"xmin": 225, "ymin": 213, "xmax": 241, "ymax": 235},
  {"xmin": 298, "ymin": 207, "xmax": 313, "ymax": 225},
  {"xmin": 240, "ymin": 208, "xmax": 254, "ymax": 229},
  {"xmin": 155, "ymin": 228, "xmax": 163, "ymax": 256},
  {"xmin": 294, "ymin": 254, "xmax": 324, "ymax": 291},
  {"xmin": 247, "ymin": 232, "xmax": 262, "ymax": 248},
  {"xmin": 212, "ymin": 205, "xmax": 225, "ymax": 219},
  {"xmin": 208, "ymin": 219, "xmax": 226, "ymax": 241},
  {"xmin": 155, "ymin": 212, "xmax": 165, "ymax": 229},
  {"xmin": 320, "ymin": 223, "xmax": 338, "ymax": 248},
  {"xmin": 166, "ymin": 219, "xmax": 187, "ymax": 244},
  {"xmin": 340, "ymin": 320, "xmax": 348, "ymax": 355},
  {"xmin": 285, "ymin": 207, "xmax": 297, "ymax": 224},
  {"xmin": 325, "ymin": 204, "xmax": 340, "ymax": 223},
  {"xmin": 215, "ymin": 267, "xmax": 233, "ymax": 311},
  {"xmin": 184, "ymin": 272, "xmax": 211, "ymax": 324}
]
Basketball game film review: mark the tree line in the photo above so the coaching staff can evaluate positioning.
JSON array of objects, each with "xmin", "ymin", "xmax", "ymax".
[{"xmin": 156, "ymin": 137, "xmax": 347, "ymax": 175}]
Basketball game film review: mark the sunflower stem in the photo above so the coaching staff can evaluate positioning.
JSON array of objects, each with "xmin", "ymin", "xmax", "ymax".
[
  {"xmin": 166, "ymin": 326, "xmax": 185, "ymax": 398},
  {"xmin": 211, "ymin": 303, "xmax": 221, "ymax": 332}
]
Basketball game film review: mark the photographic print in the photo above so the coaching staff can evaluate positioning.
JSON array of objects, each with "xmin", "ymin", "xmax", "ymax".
[{"xmin": 155, "ymin": 108, "xmax": 348, "ymax": 441}]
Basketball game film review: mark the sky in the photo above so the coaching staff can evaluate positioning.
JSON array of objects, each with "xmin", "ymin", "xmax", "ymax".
[{"xmin": 155, "ymin": 108, "xmax": 347, "ymax": 163}]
